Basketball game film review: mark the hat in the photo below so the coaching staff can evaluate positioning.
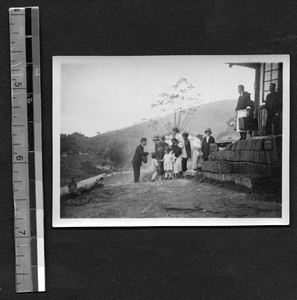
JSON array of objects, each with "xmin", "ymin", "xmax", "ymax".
[
  {"xmin": 171, "ymin": 138, "xmax": 179, "ymax": 143},
  {"xmin": 152, "ymin": 135, "xmax": 160, "ymax": 141},
  {"xmin": 182, "ymin": 132, "xmax": 189, "ymax": 138},
  {"xmin": 205, "ymin": 128, "xmax": 212, "ymax": 134}
]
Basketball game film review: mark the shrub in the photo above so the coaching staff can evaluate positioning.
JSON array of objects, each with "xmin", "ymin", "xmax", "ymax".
[{"xmin": 103, "ymin": 141, "xmax": 127, "ymax": 167}]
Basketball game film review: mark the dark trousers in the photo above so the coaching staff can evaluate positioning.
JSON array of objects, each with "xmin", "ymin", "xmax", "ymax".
[
  {"xmin": 266, "ymin": 112, "xmax": 281, "ymax": 135},
  {"xmin": 159, "ymin": 160, "xmax": 165, "ymax": 175},
  {"xmin": 132, "ymin": 163, "xmax": 141, "ymax": 183},
  {"xmin": 240, "ymin": 132, "xmax": 247, "ymax": 140},
  {"xmin": 182, "ymin": 158, "xmax": 188, "ymax": 172}
]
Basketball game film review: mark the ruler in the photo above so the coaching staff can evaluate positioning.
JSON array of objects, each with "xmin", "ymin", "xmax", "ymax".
[{"xmin": 9, "ymin": 7, "xmax": 45, "ymax": 293}]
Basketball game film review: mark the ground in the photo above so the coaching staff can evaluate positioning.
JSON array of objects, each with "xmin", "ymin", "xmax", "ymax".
[{"xmin": 61, "ymin": 172, "xmax": 281, "ymax": 219}]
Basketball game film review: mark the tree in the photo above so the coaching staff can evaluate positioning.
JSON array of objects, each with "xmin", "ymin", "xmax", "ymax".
[
  {"xmin": 150, "ymin": 78, "xmax": 202, "ymax": 133},
  {"xmin": 103, "ymin": 141, "xmax": 127, "ymax": 167}
]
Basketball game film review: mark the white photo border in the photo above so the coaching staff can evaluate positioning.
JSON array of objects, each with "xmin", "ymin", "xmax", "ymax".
[{"xmin": 52, "ymin": 55, "xmax": 290, "ymax": 227}]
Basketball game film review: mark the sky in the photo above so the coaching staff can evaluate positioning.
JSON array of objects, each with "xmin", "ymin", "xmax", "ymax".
[{"xmin": 57, "ymin": 56, "xmax": 256, "ymax": 137}]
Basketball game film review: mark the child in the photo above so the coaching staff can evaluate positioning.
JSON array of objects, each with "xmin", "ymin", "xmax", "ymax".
[
  {"xmin": 171, "ymin": 138, "xmax": 182, "ymax": 179},
  {"xmin": 68, "ymin": 177, "xmax": 78, "ymax": 194},
  {"xmin": 163, "ymin": 147, "xmax": 173, "ymax": 179},
  {"xmin": 151, "ymin": 153, "xmax": 160, "ymax": 181}
]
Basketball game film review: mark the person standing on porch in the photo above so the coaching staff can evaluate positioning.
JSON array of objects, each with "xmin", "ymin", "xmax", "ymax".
[
  {"xmin": 265, "ymin": 83, "xmax": 282, "ymax": 135},
  {"xmin": 235, "ymin": 85, "xmax": 251, "ymax": 140}
]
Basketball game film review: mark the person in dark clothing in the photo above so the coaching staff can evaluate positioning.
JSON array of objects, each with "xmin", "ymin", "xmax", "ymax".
[
  {"xmin": 157, "ymin": 136, "xmax": 169, "ymax": 176},
  {"xmin": 265, "ymin": 83, "xmax": 282, "ymax": 135},
  {"xmin": 246, "ymin": 99, "xmax": 256, "ymax": 137},
  {"xmin": 68, "ymin": 177, "xmax": 78, "ymax": 195},
  {"xmin": 132, "ymin": 138, "xmax": 149, "ymax": 183},
  {"xmin": 235, "ymin": 85, "xmax": 251, "ymax": 140},
  {"xmin": 201, "ymin": 128, "xmax": 215, "ymax": 161},
  {"xmin": 171, "ymin": 138, "xmax": 182, "ymax": 178},
  {"xmin": 181, "ymin": 132, "xmax": 191, "ymax": 176}
]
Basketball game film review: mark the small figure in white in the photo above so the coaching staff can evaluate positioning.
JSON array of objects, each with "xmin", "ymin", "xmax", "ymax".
[
  {"xmin": 163, "ymin": 147, "xmax": 174, "ymax": 180},
  {"xmin": 151, "ymin": 153, "xmax": 160, "ymax": 181}
]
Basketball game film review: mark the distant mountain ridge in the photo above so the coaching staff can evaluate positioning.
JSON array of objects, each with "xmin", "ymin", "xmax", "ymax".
[
  {"xmin": 61, "ymin": 99, "xmax": 238, "ymax": 155},
  {"xmin": 84, "ymin": 99, "xmax": 238, "ymax": 153}
]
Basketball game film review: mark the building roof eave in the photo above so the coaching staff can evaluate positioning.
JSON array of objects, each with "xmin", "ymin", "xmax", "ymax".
[{"xmin": 228, "ymin": 63, "xmax": 261, "ymax": 69}]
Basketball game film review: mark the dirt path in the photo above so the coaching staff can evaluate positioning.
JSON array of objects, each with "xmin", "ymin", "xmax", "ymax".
[{"xmin": 61, "ymin": 173, "xmax": 281, "ymax": 219}]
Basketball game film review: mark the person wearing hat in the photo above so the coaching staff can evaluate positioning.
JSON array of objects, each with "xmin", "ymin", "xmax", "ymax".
[
  {"xmin": 132, "ymin": 138, "xmax": 149, "ymax": 183},
  {"xmin": 157, "ymin": 136, "xmax": 169, "ymax": 176},
  {"xmin": 172, "ymin": 127, "xmax": 184, "ymax": 148},
  {"xmin": 171, "ymin": 138, "xmax": 182, "ymax": 178},
  {"xmin": 181, "ymin": 132, "xmax": 191, "ymax": 177},
  {"xmin": 201, "ymin": 128, "xmax": 215, "ymax": 161}
]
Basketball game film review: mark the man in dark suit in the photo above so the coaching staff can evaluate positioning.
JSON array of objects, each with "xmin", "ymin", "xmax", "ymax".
[
  {"xmin": 265, "ymin": 83, "xmax": 282, "ymax": 135},
  {"xmin": 235, "ymin": 85, "xmax": 251, "ymax": 140},
  {"xmin": 201, "ymin": 128, "xmax": 215, "ymax": 161},
  {"xmin": 132, "ymin": 138, "xmax": 149, "ymax": 183}
]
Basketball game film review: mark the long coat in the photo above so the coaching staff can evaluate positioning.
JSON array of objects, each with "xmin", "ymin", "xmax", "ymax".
[
  {"xmin": 235, "ymin": 91, "xmax": 251, "ymax": 111},
  {"xmin": 265, "ymin": 91, "xmax": 282, "ymax": 115},
  {"xmin": 132, "ymin": 144, "xmax": 148, "ymax": 167},
  {"xmin": 201, "ymin": 136, "xmax": 215, "ymax": 160},
  {"xmin": 183, "ymin": 139, "xmax": 191, "ymax": 159}
]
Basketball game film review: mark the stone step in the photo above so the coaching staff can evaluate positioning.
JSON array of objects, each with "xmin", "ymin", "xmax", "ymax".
[
  {"xmin": 201, "ymin": 161, "xmax": 281, "ymax": 178},
  {"xmin": 201, "ymin": 161, "xmax": 232, "ymax": 174},
  {"xmin": 196, "ymin": 170, "xmax": 281, "ymax": 193},
  {"xmin": 210, "ymin": 149, "xmax": 280, "ymax": 164}
]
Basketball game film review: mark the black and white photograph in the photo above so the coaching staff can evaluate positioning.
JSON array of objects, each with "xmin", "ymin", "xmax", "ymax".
[{"xmin": 53, "ymin": 55, "xmax": 289, "ymax": 227}]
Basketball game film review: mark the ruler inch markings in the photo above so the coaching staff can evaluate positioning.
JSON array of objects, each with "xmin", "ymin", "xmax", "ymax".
[{"xmin": 10, "ymin": 6, "xmax": 45, "ymax": 293}]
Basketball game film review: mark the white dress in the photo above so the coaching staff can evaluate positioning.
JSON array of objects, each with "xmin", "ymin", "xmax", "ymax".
[
  {"xmin": 173, "ymin": 156, "xmax": 182, "ymax": 173},
  {"xmin": 191, "ymin": 138, "xmax": 201, "ymax": 170},
  {"xmin": 164, "ymin": 153, "xmax": 173, "ymax": 171}
]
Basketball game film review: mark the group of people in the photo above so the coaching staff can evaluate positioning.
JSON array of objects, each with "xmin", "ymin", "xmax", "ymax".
[
  {"xmin": 235, "ymin": 83, "xmax": 282, "ymax": 140},
  {"xmin": 131, "ymin": 127, "xmax": 216, "ymax": 183}
]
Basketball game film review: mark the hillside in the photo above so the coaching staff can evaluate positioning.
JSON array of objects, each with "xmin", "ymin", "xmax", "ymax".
[
  {"xmin": 86, "ymin": 99, "xmax": 237, "ymax": 152},
  {"xmin": 60, "ymin": 99, "xmax": 238, "ymax": 181},
  {"xmin": 61, "ymin": 99, "xmax": 238, "ymax": 169}
]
